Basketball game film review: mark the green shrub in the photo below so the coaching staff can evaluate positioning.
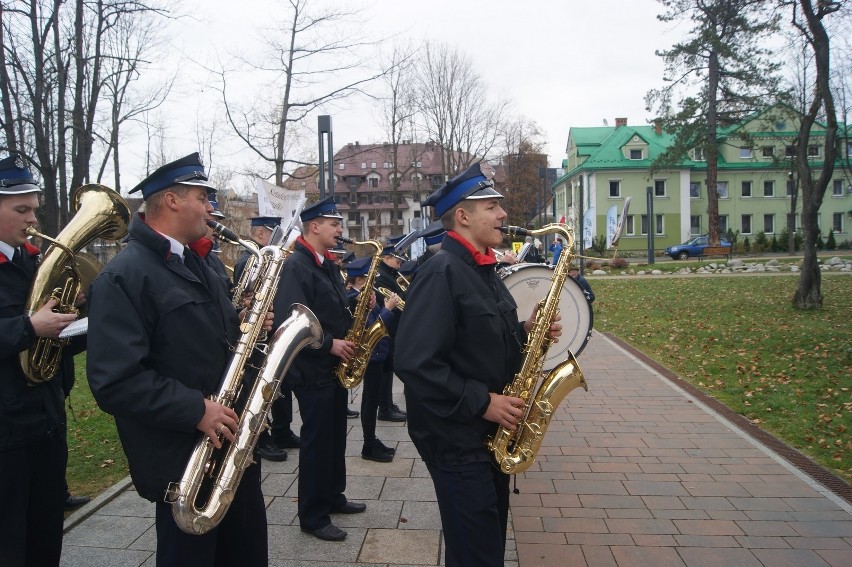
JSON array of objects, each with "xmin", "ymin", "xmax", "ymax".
[
  {"xmin": 744, "ymin": 236, "xmax": 751, "ymax": 252},
  {"xmin": 770, "ymin": 235, "xmax": 779, "ymax": 252},
  {"xmin": 826, "ymin": 229, "xmax": 836, "ymax": 250},
  {"xmin": 753, "ymin": 231, "xmax": 769, "ymax": 253},
  {"xmin": 610, "ymin": 256, "xmax": 629, "ymax": 269}
]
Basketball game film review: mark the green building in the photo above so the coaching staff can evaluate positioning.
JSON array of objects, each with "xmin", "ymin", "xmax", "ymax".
[{"xmin": 552, "ymin": 109, "xmax": 851, "ymax": 253}]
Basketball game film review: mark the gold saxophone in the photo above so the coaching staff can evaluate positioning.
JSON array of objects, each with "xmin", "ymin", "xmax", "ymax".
[
  {"xmin": 486, "ymin": 223, "xmax": 589, "ymax": 474},
  {"xmin": 229, "ymin": 238, "xmax": 261, "ymax": 308},
  {"xmin": 167, "ymin": 220, "xmax": 323, "ymax": 535},
  {"xmin": 335, "ymin": 236, "xmax": 388, "ymax": 389},
  {"xmin": 21, "ymin": 184, "xmax": 130, "ymax": 384}
]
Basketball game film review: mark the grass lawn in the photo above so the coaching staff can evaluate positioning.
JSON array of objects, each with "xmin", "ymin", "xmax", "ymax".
[
  {"xmin": 65, "ymin": 272, "xmax": 851, "ymax": 500},
  {"xmin": 592, "ymin": 273, "xmax": 851, "ymax": 482}
]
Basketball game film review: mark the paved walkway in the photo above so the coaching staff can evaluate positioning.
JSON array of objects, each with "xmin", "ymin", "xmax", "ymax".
[{"xmin": 60, "ymin": 334, "xmax": 852, "ymax": 566}]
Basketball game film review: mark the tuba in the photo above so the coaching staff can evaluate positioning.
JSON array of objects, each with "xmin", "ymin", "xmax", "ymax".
[
  {"xmin": 168, "ymin": 220, "xmax": 323, "ymax": 535},
  {"xmin": 485, "ymin": 224, "xmax": 589, "ymax": 474},
  {"xmin": 335, "ymin": 236, "xmax": 387, "ymax": 389},
  {"xmin": 20, "ymin": 184, "xmax": 130, "ymax": 385}
]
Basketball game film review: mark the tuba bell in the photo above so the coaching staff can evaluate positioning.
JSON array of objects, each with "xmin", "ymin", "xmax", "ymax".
[{"xmin": 20, "ymin": 183, "xmax": 130, "ymax": 385}]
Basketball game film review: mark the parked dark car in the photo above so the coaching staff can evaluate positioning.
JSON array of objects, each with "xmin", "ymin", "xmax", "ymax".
[{"xmin": 665, "ymin": 235, "xmax": 732, "ymax": 260}]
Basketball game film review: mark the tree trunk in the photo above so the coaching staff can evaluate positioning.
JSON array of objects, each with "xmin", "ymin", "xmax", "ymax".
[
  {"xmin": 792, "ymin": 199, "xmax": 822, "ymax": 308},
  {"xmin": 706, "ymin": 49, "xmax": 720, "ymax": 246}
]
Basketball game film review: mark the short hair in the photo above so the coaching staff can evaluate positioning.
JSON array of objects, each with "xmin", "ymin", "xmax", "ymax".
[
  {"xmin": 439, "ymin": 200, "xmax": 477, "ymax": 231},
  {"xmin": 144, "ymin": 184, "xmax": 191, "ymax": 218}
]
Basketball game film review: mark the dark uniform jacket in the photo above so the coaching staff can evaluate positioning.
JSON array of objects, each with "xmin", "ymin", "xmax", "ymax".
[
  {"xmin": 272, "ymin": 238, "xmax": 352, "ymax": 389},
  {"xmin": 0, "ymin": 243, "xmax": 66, "ymax": 450},
  {"xmin": 86, "ymin": 214, "xmax": 240, "ymax": 501},
  {"xmin": 395, "ymin": 234, "xmax": 526, "ymax": 468}
]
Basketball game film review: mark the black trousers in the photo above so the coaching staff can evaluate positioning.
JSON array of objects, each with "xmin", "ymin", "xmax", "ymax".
[
  {"xmin": 360, "ymin": 360, "xmax": 383, "ymax": 444},
  {"xmin": 154, "ymin": 462, "xmax": 267, "ymax": 567},
  {"xmin": 269, "ymin": 382, "xmax": 294, "ymax": 439},
  {"xmin": 0, "ymin": 430, "xmax": 67, "ymax": 567},
  {"xmin": 379, "ymin": 355, "xmax": 394, "ymax": 411},
  {"xmin": 427, "ymin": 461, "xmax": 510, "ymax": 567},
  {"xmin": 292, "ymin": 381, "xmax": 348, "ymax": 530}
]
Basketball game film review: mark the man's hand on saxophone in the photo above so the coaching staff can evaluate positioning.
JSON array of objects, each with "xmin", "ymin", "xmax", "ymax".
[
  {"xmin": 483, "ymin": 393, "xmax": 526, "ymax": 432},
  {"xmin": 238, "ymin": 307, "xmax": 275, "ymax": 332},
  {"xmin": 197, "ymin": 399, "xmax": 239, "ymax": 449},
  {"xmin": 522, "ymin": 304, "xmax": 563, "ymax": 343},
  {"xmin": 331, "ymin": 338, "xmax": 355, "ymax": 362}
]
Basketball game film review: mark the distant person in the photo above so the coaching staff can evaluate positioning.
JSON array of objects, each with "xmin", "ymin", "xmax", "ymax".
[
  {"xmin": 569, "ymin": 265, "xmax": 595, "ymax": 303},
  {"xmin": 549, "ymin": 237, "xmax": 564, "ymax": 265},
  {"xmin": 523, "ymin": 236, "xmax": 544, "ymax": 263}
]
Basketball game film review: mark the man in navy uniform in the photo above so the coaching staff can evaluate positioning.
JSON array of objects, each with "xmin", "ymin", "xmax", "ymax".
[
  {"xmin": 0, "ymin": 155, "xmax": 80, "ymax": 567},
  {"xmin": 396, "ymin": 163, "xmax": 561, "ymax": 566},
  {"xmin": 373, "ymin": 234, "xmax": 408, "ymax": 422},
  {"xmin": 86, "ymin": 152, "xmax": 270, "ymax": 567},
  {"xmin": 272, "ymin": 196, "xmax": 366, "ymax": 541}
]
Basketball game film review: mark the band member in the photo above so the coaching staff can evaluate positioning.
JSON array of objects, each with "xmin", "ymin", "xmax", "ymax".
[
  {"xmin": 272, "ymin": 196, "xmax": 365, "ymax": 542},
  {"xmin": 373, "ymin": 236, "xmax": 407, "ymax": 423},
  {"xmin": 86, "ymin": 153, "xmax": 269, "ymax": 567},
  {"xmin": 233, "ymin": 215, "xmax": 293, "ymax": 461},
  {"xmin": 345, "ymin": 257, "xmax": 398, "ymax": 462},
  {"xmin": 187, "ymin": 195, "xmax": 233, "ymax": 296},
  {"xmin": 396, "ymin": 163, "xmax": 560, "ymax": 567},
  {"xmin": 568, "ymin": 264, "xmax": 596, "ymax": 303},
  {"xmin": 0, "ymin": 154, "xmax": 79, "ymax": 567}
]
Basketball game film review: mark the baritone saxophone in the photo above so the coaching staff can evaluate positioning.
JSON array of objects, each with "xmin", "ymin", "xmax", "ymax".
[{"xmin": 485, "ymin": 223, "xmax": 588, "ymax": 475}]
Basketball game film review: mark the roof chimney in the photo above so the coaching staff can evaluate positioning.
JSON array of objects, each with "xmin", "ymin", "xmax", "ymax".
[
  {"xmin": 654, "ymin": 120, "xmax": 663, "ymax": 136},
  {"xmin": 615, "ymin": 117, "xmax": 627, "ymax": 128}
]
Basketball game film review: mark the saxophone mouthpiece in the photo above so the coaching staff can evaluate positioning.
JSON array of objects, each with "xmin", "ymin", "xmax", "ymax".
[
  {"xmin": 207, "ymin": 220, "xmax": 240, "ymax": 243},
  {"xmin": 500, "ymin": 225, "xmax": 529, "ymax": 237},
  {"xmin": 336, "ymin": 235, "xmax": 355, "ymax": 245}
]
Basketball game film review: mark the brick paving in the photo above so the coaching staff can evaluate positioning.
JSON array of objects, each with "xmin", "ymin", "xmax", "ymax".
[{"xmin": 61, "ymin": 334, "xmax": 851, "ymax": 566}]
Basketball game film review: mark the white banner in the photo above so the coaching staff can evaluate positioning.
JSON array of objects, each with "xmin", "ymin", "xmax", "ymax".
[
  {"xmin": 256, "ymin": 178, "xmax": 305, "ymax": 226},
  {"xmin": 583, "ymin": 207, "xmax": 595, "ymax": 249},
  {"xmin": 605, "ymin": 205, "xmax": 618, "ymax": 249}
]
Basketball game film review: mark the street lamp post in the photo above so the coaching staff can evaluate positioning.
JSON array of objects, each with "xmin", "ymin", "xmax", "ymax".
[
  {"xmin": 646, "ymin": 186, "xmax": 655, "ymax": 264},
  {"xmin": 317, "ymin": 115, "xmax": 334, "ymax": 199}
]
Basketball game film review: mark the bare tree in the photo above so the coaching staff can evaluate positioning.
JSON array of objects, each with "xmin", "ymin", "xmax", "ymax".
[
  {"xmin": 218, "ymin": 0, "xmax": 387, "ymax": 187},
  {"xmin": 416, "ymin": 42, "xmax": 508, "ymax": 177},
  {"xmin": 498, "ymin": 117, "xmax": 547, "ymax": 228},
  {"xmin": 788, "ymin": 0, "xmax": 843, "ymax": 309}
]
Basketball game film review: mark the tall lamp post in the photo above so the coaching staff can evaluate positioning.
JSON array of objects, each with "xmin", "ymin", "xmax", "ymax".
[
  {"xmin": 578, "ymin": 175, "xmax": 584, "ymax": 274},
  {"xmin": 317, "ymin": 115, "xmax": 334, "ymax": 199},
  {"xmin": 646, "ymin": 186, "xmax": 655, "ymax": 265}
]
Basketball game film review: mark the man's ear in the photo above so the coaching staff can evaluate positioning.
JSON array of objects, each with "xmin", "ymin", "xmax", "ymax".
[
  {"xmin": 162, "ymin": 190, "xmax": 181, "ymax": 211},
  {"xmin": 455, "ymin": 205, "xmax": 470, "ymax": 227}
]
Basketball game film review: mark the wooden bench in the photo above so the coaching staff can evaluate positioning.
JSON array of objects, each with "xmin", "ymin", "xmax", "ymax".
[{"xmin": 699, "ymin": 246, "xmax": 733, "ymax": 262}]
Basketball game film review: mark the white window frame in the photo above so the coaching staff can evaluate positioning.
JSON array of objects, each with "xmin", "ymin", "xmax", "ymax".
[
  {"xmin": 741, "ymin": 180, "xmax": 752, "ymax": 198},
  {"xmin": 832, "ymin": 212, "xmax": 843, "ymax": 233},
  {"xmin": 739, "ymin": 147, "xmax": 753, "ymax": 159},
  {"xmin": 654, "ymin": 179, "xmax": 666, "ymax": 197},
  {"xmin": 625, "ymin": 215, "xmax": 635, "ymax": 235},
  {"xmin": 609, "ymin": 180, "xmax": 621, "ymax": 198},
  {"xmin": 717, "ymin": 181, "xmax": 729, "ymax": 199},
  {"xmin": 833, "ymin": 180, "xmax": 844, "ymax": 196},
  {"xmin": 761, "ymin": 146, "xmax": 774, "ymax": 158},
  {"xmin": 629, "ymin": 149, "xmax": 643, "ymax": 160},
  {"xmin": 690, "ymin": 215, "xmax": 702, "ymax": 235},
  {"xmin": 763, "ymin": 180, "xmax": 775, "ymax": 197},
  {"xmin": 655, "ymin": 214, "xmax": 664, "ymax": 235},
  {"xmin": 742, "ymin": 214, "xmax": 752, "ymax": 235},
  {"xmin": 764, "ymin": 213, "xmax": 775, "ymax": 234},
  {"xmin": 689, "ymin": 182, "xmax": 701, "ymax": 199}
]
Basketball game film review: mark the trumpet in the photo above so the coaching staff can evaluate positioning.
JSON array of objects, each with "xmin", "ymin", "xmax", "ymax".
[{"xmin": 375, "ymin": 286, "xmax": 404, "ymax": 310}]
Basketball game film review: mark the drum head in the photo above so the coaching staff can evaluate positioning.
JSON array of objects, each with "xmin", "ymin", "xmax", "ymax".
[{"xmin": 502, "ymin": 264, "xmax": 593, "ymax": 369}]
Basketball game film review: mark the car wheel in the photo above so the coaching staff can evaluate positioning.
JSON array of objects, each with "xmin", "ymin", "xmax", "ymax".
[{"xmin": 677, "ymin": 251, "xmax": 689, "ymax": 260}]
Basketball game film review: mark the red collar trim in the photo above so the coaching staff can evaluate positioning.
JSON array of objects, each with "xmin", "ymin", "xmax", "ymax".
[
  {"xmin": 1, "ymin": 242, "xmax": 40, "ymax": 264},
  {"xmin": 297, "ymin": 236, "xmax": 336, "ymax": 266},
  {"xmin": 446, "ymin": 231, "xmax": 497, "ymax": 266},
  {"xmin": 188, "ymin": 237, "xmax": 213, "ymax": 257}
]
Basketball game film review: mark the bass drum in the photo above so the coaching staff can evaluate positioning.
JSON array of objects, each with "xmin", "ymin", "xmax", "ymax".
[{"xmin": 501, "ymin": 263, "xmax": 593, "ymax": 368}]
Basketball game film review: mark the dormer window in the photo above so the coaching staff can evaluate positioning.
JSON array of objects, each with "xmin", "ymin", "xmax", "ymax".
[
  {"xmin": 629, "ymin": 149, "xmax": 643, "ymax": 160},
  {"xmin": 693, "ymin": 147, "xmax": 706, "ymax": 161}
]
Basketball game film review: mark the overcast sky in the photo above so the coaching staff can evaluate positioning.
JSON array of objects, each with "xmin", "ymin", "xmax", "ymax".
[{"xmin": 125, "ymin": 0, "xmax": 683, "ymax": 187}]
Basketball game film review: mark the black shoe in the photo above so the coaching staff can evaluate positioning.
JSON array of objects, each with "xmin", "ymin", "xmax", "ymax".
[
  {"xmin": 377, "ymin": 408, "xmax": 406, "ymax": 422},
  {"xmin": 332, "ymin": 501, "xmax": 367, "ymax": 514},
  {"xmin": 390, "ymin": 403, "xmax": 407, "ymax": 417},
  {"xmin": 373, "ymin": 439, "xmax": 396, "ymax": 455},
  {"xmin": 361, "ymin": 444, "xmax": 393, "ymax": 463},
  {"xmin": 273, "ymin": 430, "xmax": 301, "ymax": 448},
  {"xmin": 64, "ymin": 495, "xmax": 91, "ymax": 510},
  {"xmin": 302, "ymin": 523, "xmax": 347, "ymax": 541},
  {"xmin": 346, "ymin": 408, "xmax": 360, "ymax": 419},
  {"xmin": 255, "ymin": 436, "xmax": 288, "ymax": 462}
]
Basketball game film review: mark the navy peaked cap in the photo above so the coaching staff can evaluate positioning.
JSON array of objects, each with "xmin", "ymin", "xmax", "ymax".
[
  {"xmin": 400, "ymin": 259, "xmax": 418, "ymax": 275},
  {"xmin": 250, "ymin": 216, "xmax": 281, "ymax": 228},
  {"xmin": 423, "ymin": 162, "xmax": 502, "ymax": 217},
  {"xmin": 345, "ymin": 256, "xmax": 371, "ymax": 277},
  {"xmin": 0, "ymin": 154, "xmax": 41, "ymax": 195},
  {"xmin": 209, "ymin": 198, "xmax": 225, "ymax": 219},
  {"xmin": 130, "ymin": 152, "xmax": 215, "ymax": 199},
  {"xmin": 300, "ymin": 196, "xmax": 342, "ymax": 222}
]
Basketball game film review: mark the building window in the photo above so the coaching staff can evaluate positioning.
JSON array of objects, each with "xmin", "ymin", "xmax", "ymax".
[
  {"xmin": 832, "ymin": 212, "xmax": 843, "ymax": 232},
  {"xmin": 787, "ymin": 180, "xmax": 795, "ymax": 196},
  {"xmin": 360, "ymin": 162, "xmax": 366, "ymax": 169},
  {"xmin": 339, "ymin": 163, "xmax": 345, "ymax": 170},
  {"xmin": 833, "ymin": 180, "xmax": 844, "ymax": 196},
  {"xmin": 348, "ymin": 212, "xmax": 358, "ymax": 223},
  {"xmin": 807, "ymin": 145, "xmax": 820, "ymax": 157},
  {"xmin": 717, "ymin": 181, "xmax": 729, "ymax": 198},
  {"xmin": 785, "ymin": 145, "xmax": 796, "ymax": 157},
  {"xmin": 690, "ymin": 215, "xmax": 702, "ymax": 235},
  {"xmin": 371, "ymin": 162, "xmax": 377, "ymax": 169},
  {"xmin": 609, "ymin": 180, "xmax": 621, "ymax": 198},
  {"xmin": 368, "ymin": 177, "xmax": 379, "ymax": 188},
  {"xmin": 741, "ymin": 180, "xmax": 752, "ymax": 198},
  {"xmin": 654, "ymin": 179, "xmax": 666, "ymax": 197},
  {"xmin": 742, "ymin": 214, "xmax": 752, "ymax": 234},
  {"xmin": 761, "ymin": 146, "xmax": 775, "ymax": 158},
  {"xmin": 396, "ymin": 210, "xmax": 403, "ymax": 220},
  {"xmin": 368, "ymin": 211, "xmax": 378, "ymax": 221},
  {"xmin": 626, "ymin": 215, "xmax": 634, "ymax": 235},
  {"xmin": 739, "ymin": 147, "xmax": 753, "ymax": 159},
  {"xmin": 719, "ymin": 215, "xmax": 728, "ymax": 234},
  {"xmin": 848, "ymin": 143, "xmax": 852, "ymax": 158},
  {"xmin": 690, "ymin": 182, "xmax": 701, "ymax": 198},
  {"xmin": 656, "ymin": 214, "xmax": 664, "ymax": 235},
  {"xmin": 629, "ymin": 149, "xmax": 643, "ymax": 160},
  {"xmin": 763, "ymin": 181, "xmax": 774, "ymax": 197},
  {"xmin": 693, "ymin": 147, "xmax": 706, "ymax": 161},
  {"xmin": 641, "ymin": 214, "xmax": 649, "ymax": 235},
  {"xmin": 764, "ymin": 214, "xmax": 775, "ymax": 234}
]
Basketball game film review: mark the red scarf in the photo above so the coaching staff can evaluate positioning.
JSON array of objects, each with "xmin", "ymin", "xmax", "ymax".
[
  {"xmin": 446, "ymin": 231, "xmax": 497, "ymax": 266},
  {"xmin": 188, "ymin": 237, "xmax": 213, "ymax": 258},
  {"xmin": 1, "ymin": 241, "xmax": 40, "ymax": 264},
  {"xmin": 297, "ymin": 236, "xmax": 336, "ymax": 267}
]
